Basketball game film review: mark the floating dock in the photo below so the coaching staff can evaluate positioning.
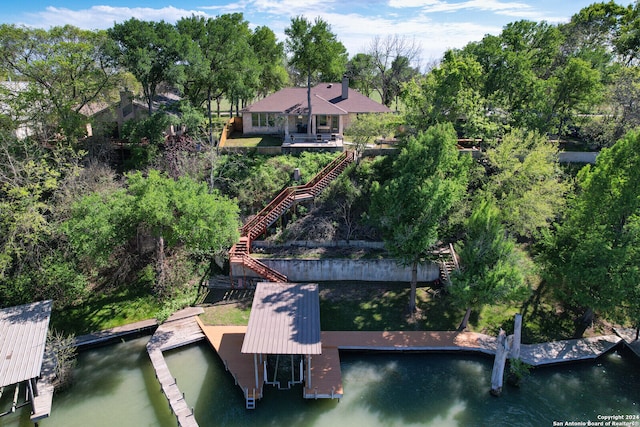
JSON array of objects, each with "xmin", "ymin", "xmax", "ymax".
[{"xmin": 147, "ymin": 307, "xmax": 205, "ymax": 427}]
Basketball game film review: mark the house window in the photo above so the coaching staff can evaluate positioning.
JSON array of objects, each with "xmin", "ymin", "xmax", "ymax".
[
  {"xmin": 317, "ymin": 115, "xmax": 339, "ymax": 132},
  {"xmin": 252, "ymin": 113, "xmax": 276, "ymax": 128},
  {"xmin": 331, "ymin": 115, "xmax": 339, "ymax": 132}
]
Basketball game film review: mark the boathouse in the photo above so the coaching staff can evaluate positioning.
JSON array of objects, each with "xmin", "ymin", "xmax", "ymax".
[
  {"xmin": 240, "ymin": 282, "xmax": 324, "ymax": 408},
  {"xmin": 0, "ymin": 300, "xmax": 53, "ymax": 421}
]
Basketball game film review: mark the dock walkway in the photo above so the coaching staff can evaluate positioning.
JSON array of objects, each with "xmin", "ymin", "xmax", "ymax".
[
  {"xmin": 147, "ymin": 307, "xmax": 205, "ymax": 427},
  {"xmin": 75, "ymin": 318, "xmax": 158, "ymax": 348},
  {"xmin": 31, "ymin": 354, "xmax": 55, "ymax": 422},
  {"xmin": 614, "ymin": 327, "xmax": 640, "ymax": 358},
  {"xmin": 196, "ymin": 323, "xmax": 264, "ymax": 406},
  {"xmin": 199, "ymin": 326, "xmax": 625, "ymax": 407},
  {"xmin": 520, "ymin": 335, "xmax": 622, "ymax": 366}
]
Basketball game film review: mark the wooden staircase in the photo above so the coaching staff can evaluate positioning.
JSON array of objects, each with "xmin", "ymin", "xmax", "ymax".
[
  {"xmin": 230, "ymin": 151, "xmax": 355, "ymax": 284},
  {"xmin": 438, "ymin": 243, "xmax": 460, "ymax": 286}
]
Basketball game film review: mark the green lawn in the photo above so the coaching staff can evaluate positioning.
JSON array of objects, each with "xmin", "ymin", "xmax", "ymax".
[
  {"xmin": 199, "ymin": 280, "xmax": 590, "ymax": 343},
  {"xmin": 50, "ymin": 287, "xmax": 163, "ymax": 335},
  {"xmin": 223, "ymin": 133, "xmax": 282, "ymax": 147}
]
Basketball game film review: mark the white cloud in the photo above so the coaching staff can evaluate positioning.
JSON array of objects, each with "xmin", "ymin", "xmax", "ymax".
[
  {"xmin": 21, "ymin": 6, "xmax": 207, "ymax": 29},
  {"xmin": 8, "ymin": 0, "xmax": 560, "ymax": 64}
]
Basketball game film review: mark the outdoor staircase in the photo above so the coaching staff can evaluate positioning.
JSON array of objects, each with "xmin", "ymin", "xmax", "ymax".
[
  {"xmin": 230, "ymin": 151, "xmax": 355, "ymax": 284},
  {"xmin": 438, "ymin": 243, "xmax": 460, "ymax": 286}
]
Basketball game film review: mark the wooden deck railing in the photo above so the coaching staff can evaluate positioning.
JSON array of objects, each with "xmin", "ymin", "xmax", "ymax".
[
  {"xmin": 241, "ymin": 151, "xmax": 354, "ymax": 240},
  {"xmin": 230, "ymin": 151, "xmax": 354, "ymax": 283}
]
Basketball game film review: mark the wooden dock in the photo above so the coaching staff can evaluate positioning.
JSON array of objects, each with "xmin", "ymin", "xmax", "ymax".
[
  {"xmin": 519, "ymin": 335, "xmax": 622, "ymax": 366},
  {"xmin": 147, "ymin": 307, "xmax": 205, "ymax": 427},
  {"xmin": 199, "ymin": 325, "xmax": 626, "ymax": 408},
  {"xmin": 74, "ymin": 318, "xmax": 158, "ymax": 348},
  {"xmin": 613, "ymin": 327, "xmax": 640, "ymax": 358},
  {"xmin": 31, "ymin": 359, "xmax": 55, "ymax": 422},
  {"xmin": 197, "ymin": 323, "xmax": 265, "ymax": 407}
]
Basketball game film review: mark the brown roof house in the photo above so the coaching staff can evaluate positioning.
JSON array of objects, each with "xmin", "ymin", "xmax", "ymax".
[
  {"xmin": 242, "ymin": 77, "xmax": 391, "ymax": 151},
  {"xmin": 80, "ymin": 90, "xmax": 182, "ymax": 139}
]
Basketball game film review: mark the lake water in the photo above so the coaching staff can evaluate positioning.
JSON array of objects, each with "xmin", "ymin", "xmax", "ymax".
[{"xmin": 1, "ymin": 337, "xmax": 638, "ymax": 427}]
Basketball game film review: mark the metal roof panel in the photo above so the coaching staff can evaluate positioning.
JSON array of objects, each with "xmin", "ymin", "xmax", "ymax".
[{"xmin": 241, "ymin": 283, "xmax": 321, "ymax": 355}]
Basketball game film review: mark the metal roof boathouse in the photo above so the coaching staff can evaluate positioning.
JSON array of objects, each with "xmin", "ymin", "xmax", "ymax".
[
  {"xmin": 240, "ymin": 282, "xmax": 336, "ymax": 408},
  {"xmin": 0, "ymin": 300, "xmax": 54, "ymax": 421}
]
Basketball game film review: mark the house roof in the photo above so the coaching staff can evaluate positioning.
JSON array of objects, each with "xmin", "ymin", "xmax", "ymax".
[
  {"xmin": 243, "ymin": 83, "xmax": 391, "ymax": 116},
  {"xmin": 0, "ymin": 300, "xmax": 52, "ymax": 387},
  {"xmin": 241, "ymin": 282, "xmax": 321, "ymax": 355},
  {"xmin": 79, "ymin": 91, "xmax": 182, "ymax": 118}
]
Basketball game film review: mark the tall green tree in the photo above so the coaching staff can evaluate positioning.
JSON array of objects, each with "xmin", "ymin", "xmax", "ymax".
[
  {"xmin": 285, "ymin": 16, "xmax": 347, "ymax": 135},
  {"xmin": 615, "ymin": 1, "xmax": 640, "ymax": 65},
  {"xmin": 345, "ymin": 53, "xmax": 377, "ymax": 97},
  {"xmin": 543, "ymin": 130, "xmax": 640, "ymax": 335},
  {"xmin": 0, "ymin": 24, "xmax": 120, "ymax": 141},
  {"xmin": 560, "ymin": 1, "xmax": 627, "ymax": 69},
  {"xmin": 451, "ymin": 199, "xmax": 530, "ymax": 329},
  {"xmin": 549, "ymin": 57, "xmax": 603, "ymax": 135},
  {"xmin": 0, "ymin": 134, "xmax": 85, "ymax": 307},
  {"xmin": 107, "ymin": 19, "xmax": 187, "ymax": 115},
  {"xmin": 250, "ymin": 26, "xmax": 288, "ymax": 98},
  {"xmin": 126, "ymin": 170, "xmax": 240, "ymax": 292},
  {"xmin": 480, "ymin": 128, "xmax": 569, "ymax": 240},
  {"xmin": 177, "ymin": 14, "xmax": 259, "ymax": 141},
  {"xmin": 64, "ymin": 170, "xmax": 240, "ymax": 297},
  {"xmin": 370, "ymin": 123, "xmax": 470, "ymax": 314},
  {"xmin": 403, "ymin": 50, "xmax": 496, "ymax": 139}
]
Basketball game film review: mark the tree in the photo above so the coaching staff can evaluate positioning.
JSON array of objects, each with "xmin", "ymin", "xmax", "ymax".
[
  {"xmin": 389, "ymin": 55, "xmax": 419, "ymax": 108},
  {"xmin": 0, "ymin": 24, "xmax": 120, "ymax": 141},
  {"xmin": 345, "ymin": 53, "xmax": 377, "ymax": 97},
  {"xmin": 0, "ymin": 134, "xmax": 86, "ymax": 307},
  {"xmin": 615, "ymin": 1, "xmax": 640, "ymax": 65},
  {"xmin": 606, "ymin": 65, "xmax": 640, "ymax": 141},
  {"xmin": 64, "ymin": 170, "xmax": 240, "ymax": 297},
  {"xmin": 343, "ymin": 112, "xmax": 399, "ymax": 158},
  {"xmin": 403, "ymin": 50, "xmax": 497, "ymax": 139},
  {"xmin": 285, "ymin": 16, "xmax": 347, "ymax": 135},
  {"xmin": 451, "ymin": 199, "xmax": 530, "ymax": 329},
  {"xmin": 549, "ymin": 57, "xmax": 603, "ymax": 135},
  {"xmin": 125, "ymin": 170, "xmax": 240, "ymax": 294},
  {"xmin": 367, "ymin": 34, "xmax": 421, "ymax": 107},
  {"xmin": 543, "ymin": 130, "xmax": 640, "ymax": 335},
  {"xmin": 480, "ymin": 128, "xmax": 569, "ymax": 240},
  {"xmin": 370, "ymin": 123, "xmax": 470, "ymax": 314},
  {"xmin": 107, "ymin": 19, "xmax": 186, "ymax": 115},
  {"xmin": 177, "ymin": 14, "xmax": 259, "ymax": 142},
  {"xmin": 560, "ymin": 1, "xmax": 627, "ymax": 69},
  {"xmin": 461, "ymin": 21, "xmax": 567, "ymax": 134},
  {"xmin": 250, "ymin": 26, "xmax": 288, "ymax": 98}
]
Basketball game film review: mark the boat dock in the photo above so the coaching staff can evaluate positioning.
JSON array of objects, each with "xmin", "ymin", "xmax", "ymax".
[
  {"xmin": 196, "ymin": 323, "xmax": 265, "ymax": 405},
  {"xmin": 75, "ymin": 318, "xmax": 158, "ymax": 348},
  {"xmin": 147, "ymin": 307, "xmax": 205, "ymax": 427},
  {"xmin": 520, "ymin": 335, "xmax": 622, "ymax": 366},
  {"xmin": 200, "ymin": 325, "xmax": 627, "ymax": 407}
]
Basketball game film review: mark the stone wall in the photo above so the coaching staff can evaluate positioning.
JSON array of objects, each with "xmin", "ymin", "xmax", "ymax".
[{"xmin": 233, "ymin": 258, "xmax": 440, "ymax": 283}]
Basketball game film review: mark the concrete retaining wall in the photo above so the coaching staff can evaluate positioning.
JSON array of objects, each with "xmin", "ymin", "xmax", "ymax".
[
  {"xmin": 253, "ymin": 240, "xmax": 385, "ymax": 250},
  {"xmin": 234, "ymin": 258, "xmax": 440, "ymax": 282},
  {"xmin": 558, "ymin": 151, "xmax": 598, "ymax": 164}
]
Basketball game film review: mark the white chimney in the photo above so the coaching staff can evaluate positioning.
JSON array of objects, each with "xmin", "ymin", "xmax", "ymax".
[{"xmin": 342, "ymin": 76, "xmax": 349, "ymax": 99}]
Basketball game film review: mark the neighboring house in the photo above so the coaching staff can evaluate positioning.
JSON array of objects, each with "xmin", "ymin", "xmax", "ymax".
[
  {"xmin": 0, "ymin": 81, "xmax": 38, "ymax": 140},
  {"xmin": 81, "ymin": 90, "xmax": 182, "ymax": 139},
  {"xmin": 242, "ymin": 77, "xmax": 391, "ymax": 143}
]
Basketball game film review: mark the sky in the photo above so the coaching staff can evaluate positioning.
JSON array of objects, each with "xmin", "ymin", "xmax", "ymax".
[{"xmin": 1, "ymin": 1, "xmax": 637, "ymax": 66}]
